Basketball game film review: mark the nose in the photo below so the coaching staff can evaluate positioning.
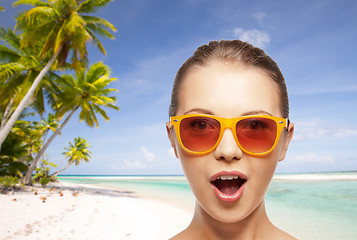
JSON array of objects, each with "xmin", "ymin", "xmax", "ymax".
[{"xmin": 214, "ymin": 128, "xmax": 243, "ymax": 161}]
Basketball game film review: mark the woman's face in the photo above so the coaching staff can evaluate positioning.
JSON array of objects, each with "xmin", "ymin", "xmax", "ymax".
[{"xmin": 167, "ymin": 62, "xmax": 294, "ymax": 223}]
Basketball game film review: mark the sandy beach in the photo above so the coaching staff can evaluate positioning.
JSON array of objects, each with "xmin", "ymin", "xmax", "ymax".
[
  {"xmin": 1, "ymin": 173, "xmax": 356, "ymax": 240},
  {"xmin": 0, "ymin": 182, "xmax": 191, "ymax": 240}
]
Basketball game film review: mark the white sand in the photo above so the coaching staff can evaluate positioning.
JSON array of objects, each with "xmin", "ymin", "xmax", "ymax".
[
  {"xmin": 2, "ymin": 174, "xmax": 354, "ymax": 240},
  {"xmin": 0, "ymin": 182, "xmax": 192, "ymax": 240}
]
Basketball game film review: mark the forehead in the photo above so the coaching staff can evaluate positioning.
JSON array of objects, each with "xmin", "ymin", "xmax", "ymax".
[{"xmin": 177, "ymin": 63, "xmax": 281, "ymax": 117}]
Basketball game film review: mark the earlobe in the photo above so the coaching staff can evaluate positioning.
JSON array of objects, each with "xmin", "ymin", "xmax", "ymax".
[
  {"xmin": 278, "ymin": 123, "xmax": 294, "ymax": 162},
  {"xmin": 166, "ymin": 122, "xmax": 179, "ymax": 158}
]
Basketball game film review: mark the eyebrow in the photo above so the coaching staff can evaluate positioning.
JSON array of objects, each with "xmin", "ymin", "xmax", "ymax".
[
  {"xmin": 184, "ymin": 108, "xmax": 215, "ymax": 115},
  {"xmin": 184, "ymin": 108, "xmax": 273, "ymax": 116},
  {"xmin": 241, "ymin": 110, "xmax": 273, "ymax": 116}
]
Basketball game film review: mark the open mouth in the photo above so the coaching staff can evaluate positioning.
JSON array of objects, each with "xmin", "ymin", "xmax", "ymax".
[
  {"xmin": 211, "ymin": 176, "xmax": 246, "ymax": 195},
  {"xmin": 210, "ymin": 172, "xmax": 247, "ymax": 202}
]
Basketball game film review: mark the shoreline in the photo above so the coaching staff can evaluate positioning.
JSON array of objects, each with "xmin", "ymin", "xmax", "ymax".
[
  {"xmin": 58, "ymin": 172, "xmax": 357, "ymax": 181},
  {"xmin": 273, "ymin": 173, "xmax": 357, "ymax": 180},
  {"xmin": 0, "ymin": 181, "xmax": 191, "ymax": 240}
]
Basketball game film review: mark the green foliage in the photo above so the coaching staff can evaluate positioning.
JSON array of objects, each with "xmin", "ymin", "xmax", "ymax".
[
  {"xmin": 55, "ymin": 62, "xmax": 119, "ymax": 127},
  {"xmin": 0, "ymin": 176, "xmax": 21, "ymax": 189},
  {"xmin": 0, "ymin": 27, "xmax": 61, "ymax": 115},
  {"xmin": 0, "ymin": 158, "xmax": 28, "ymax": 177},
  {"xmin": 0, "ymin": 1, "xmax": 118, "ymax": 185},
  {"xmin": 64, "ymin": 137, "xmax": 92, "ymax": 165},
  {"xmin": 0, "ymin": 123, "xmax": 31, "ymax": 177},
  {"xmin": 13, "ymin": 0, "xmax": 116, "ymax": 71},
  {"xmin": 34, "ymin": 159, "xmax": 57, "ymax": 186}
]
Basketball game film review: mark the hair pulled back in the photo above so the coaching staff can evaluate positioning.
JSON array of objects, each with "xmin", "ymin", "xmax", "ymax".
[{"xmin": 169, "ymin": 40, "xmax": 289, "ymax": 118}]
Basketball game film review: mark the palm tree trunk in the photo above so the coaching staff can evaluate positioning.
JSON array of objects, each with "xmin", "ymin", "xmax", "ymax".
[
  {"xmin": 24, "ymin": 106, "xmax": 79, "ymax": 185},
  {"xmin": 0, "ymin": 48, "xmax": 61, "ymax": 151},
  {"xmin": 1, "ymin": 97, "xmax": 14, "ymax": 130},
  {"xmin": 50, "ymin": 162, "xmax": 72, "ymax": 177}
]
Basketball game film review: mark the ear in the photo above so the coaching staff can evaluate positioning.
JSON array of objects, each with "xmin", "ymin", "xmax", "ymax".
[
  {"xmin": 278, "ymin": 122, "xmax": 294, "ymax": 162},
  {"xmin": 166, "ymin": 122, "xmax": 179, "ymax": 159}
]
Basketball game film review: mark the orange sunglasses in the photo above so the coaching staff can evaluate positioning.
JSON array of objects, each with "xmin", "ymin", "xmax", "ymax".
[{"xmin": 169, "ymin": 114, "xmax": 289, "ymax": 156}]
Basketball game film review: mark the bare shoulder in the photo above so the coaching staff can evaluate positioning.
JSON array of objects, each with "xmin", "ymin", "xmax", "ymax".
[
  {"xmin": 274, "ymin": 227, "xmax": 297, "ymax": 240},
  {"xmin": 169, "ymin": 228, "xmax": 192, "ymax": 240}
]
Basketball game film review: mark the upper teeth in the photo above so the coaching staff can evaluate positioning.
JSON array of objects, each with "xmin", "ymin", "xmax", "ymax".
[{"xmin": 218, "ymin": 175, "xmax": 239, "ymax": 180}]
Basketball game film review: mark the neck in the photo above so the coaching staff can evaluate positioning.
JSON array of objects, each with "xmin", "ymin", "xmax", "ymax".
[{"xmin": 189, "ymin": 200, "xmax": 274, "ymax": 240}]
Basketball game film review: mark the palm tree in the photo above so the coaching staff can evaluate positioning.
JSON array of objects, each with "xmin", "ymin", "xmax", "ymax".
[
  {"xmin": 0, "ymin": 27, "xmax": 61, "ymax": 128},
  {"xmin": 39, "ymin": 113, "xmax": 59, "ymax": 143},
  {"xmin": 51, "ymin": 137, "xmax": 91, "ymax": 176},
  {"xmin": 34, "ymin": 113, "xmax": 59, "ymax": 168},
  {"xmin": 0, "ymin": 0, "xmax": 116, "ymax": 150},
  {"xmin": 24, "ymin": 62, "xmax": 118, "ymax": 185}
]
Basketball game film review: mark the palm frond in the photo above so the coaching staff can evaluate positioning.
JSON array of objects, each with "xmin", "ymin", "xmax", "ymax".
[
  {"xmin": 13, "ymin": 0, "xmax": 50, "ymax": 8},
  {"xmin": 105, "ymin": 103, "xmax": 119, "ymax": 111},
  {"xmin": 92, "ymin": 104, "xmax": 109, "ymax": 121},
  {"xmin": 87, "ymin": 104, "xmax": 98, "ymax": 127},
  {"xmin": 0, "ymin": 45, "xmax": 21, "ymax": 63},
  {"xmin": 85, "ymin": 62, "xmax": 109, "ymax": 82},
  {"xmin": 85, "ymin": 23, "xmax": 115, "ymax": 40},
  {"xmin": 79, "ymin": 101, "xmax": 93, "ymax": 126},
  {"xmin": 66, "ymin": 12, "xmax": 86, "ymax": 33},
  {"xmin": 0, "ymin": 27, "xmax": 21, "ymax": 51},
  {"xmin": 19, "ymin": 6, "xmax": 59, "ymax": 26},
  {"xmin": 41, "ymin": 26, "xmax": 59, "ymax": 57},
  {"xmin": 86, "ymin": 29, "xmax": 106, "ymax": 55},
  {"xmin": 0, "ymin": 63, "xmax": 25, "ymax": 80},
  {"xmin": 93, "ymin": 79, "xmax": 117, "ymax": 92},
  {"xmin": 30, "ymin": 86, "xmax": 45, "ymax": 115},
  {"xmin": 0, "ymin": 73, "xmax": 27, "ymax": 101},
  {"xmin": 91, "ymin": 74, "xmax": 110, "ymax": 87},
  {"xmin": 81, "ymin": 15, "xmax": 116, "ymax": 33},
  {"xmin": 54, "ymin": 21, "xmax": 67, "ymax": 55},
  {"xmin": 76, "ymin": 0, "xmax": 112, "ymax": 14}
]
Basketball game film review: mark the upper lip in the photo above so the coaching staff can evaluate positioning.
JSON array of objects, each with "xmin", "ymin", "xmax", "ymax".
[{"xmin": 209, "ymin": 170, "xmax": 247, "ymax": 182}]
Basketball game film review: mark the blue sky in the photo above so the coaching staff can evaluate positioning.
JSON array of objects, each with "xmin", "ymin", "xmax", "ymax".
[{"xmin": 1, "ymin": 0, "xmax": 356, "ymax": 175}]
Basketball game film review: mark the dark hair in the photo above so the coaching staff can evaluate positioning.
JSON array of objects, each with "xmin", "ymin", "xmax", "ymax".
[{"xmin": 169, "ymin": 40, "xmax": 289, "ymax": 118}]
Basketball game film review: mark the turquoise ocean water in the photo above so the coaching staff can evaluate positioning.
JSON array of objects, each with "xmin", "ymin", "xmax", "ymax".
[{"xmin": 59, "ymin": 173, "xmax": 357, "ymax": 240}]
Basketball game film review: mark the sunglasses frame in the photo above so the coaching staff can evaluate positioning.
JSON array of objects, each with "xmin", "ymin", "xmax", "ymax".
[{"xmin": 169, "ymin": 114, "xmax": 289, "ymax": 156}]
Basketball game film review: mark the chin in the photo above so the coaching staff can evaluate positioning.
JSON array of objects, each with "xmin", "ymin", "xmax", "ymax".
[{"xmin": 203, "ymin": 203, "xmax": 252, "ymax": 224}]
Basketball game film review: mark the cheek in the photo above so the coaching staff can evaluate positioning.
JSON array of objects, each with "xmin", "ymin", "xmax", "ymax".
[
  {"xmin": 177, "ymin": 150, "xmax": 211, "ymax": 198},
  {"xmin": 250, "ymin": 158, "xmax": 277, "ymax": 187},
  {"xmin": 245, "ymin": 149, "xmax": 281, "ymax": 198},
  {"xmin": 178, "ymin": 149, "xmax": 203, "ymax": 182}
]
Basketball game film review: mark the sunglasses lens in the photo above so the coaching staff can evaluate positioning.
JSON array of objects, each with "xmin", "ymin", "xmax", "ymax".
[
  {"xmin": 236, "ymin": 117, "xmax": 277, "ymax": 153},
  {"xmin": 180, "ymin": 116, "xmax": 221, "ymax": 152}
]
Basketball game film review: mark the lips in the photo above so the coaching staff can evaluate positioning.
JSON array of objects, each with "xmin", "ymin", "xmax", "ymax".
[{"xmin": 210, "ymin": 171, "xmax": 247, "ymax": 203}]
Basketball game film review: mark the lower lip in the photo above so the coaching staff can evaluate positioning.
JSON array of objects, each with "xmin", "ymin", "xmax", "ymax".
[{"xmin": 211, "ymin": 182, "xmax": 246, "ymax": 203}]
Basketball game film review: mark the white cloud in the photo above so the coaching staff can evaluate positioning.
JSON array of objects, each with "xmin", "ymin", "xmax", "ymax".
[
  {"xmin": 141, "ymin": 146, "xmax": 157, "ymax": 162},
  {"xmin": 119, "ymin": 160, "xmax": 146, "ymax": 169},
  {"xmin": 253, "ymin": 12, "xmax": 267, "ymax": 25},
  {"xmin": 233, "ymin": 28, "xmax": 270, "ymax": 48},
  {"xmin": 293, "ymin": 119, "xmax": 357, "ymax": 142},
  {"xmin": 289, "ymin": 153, "xmax": 335, "ymax": 164}
]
